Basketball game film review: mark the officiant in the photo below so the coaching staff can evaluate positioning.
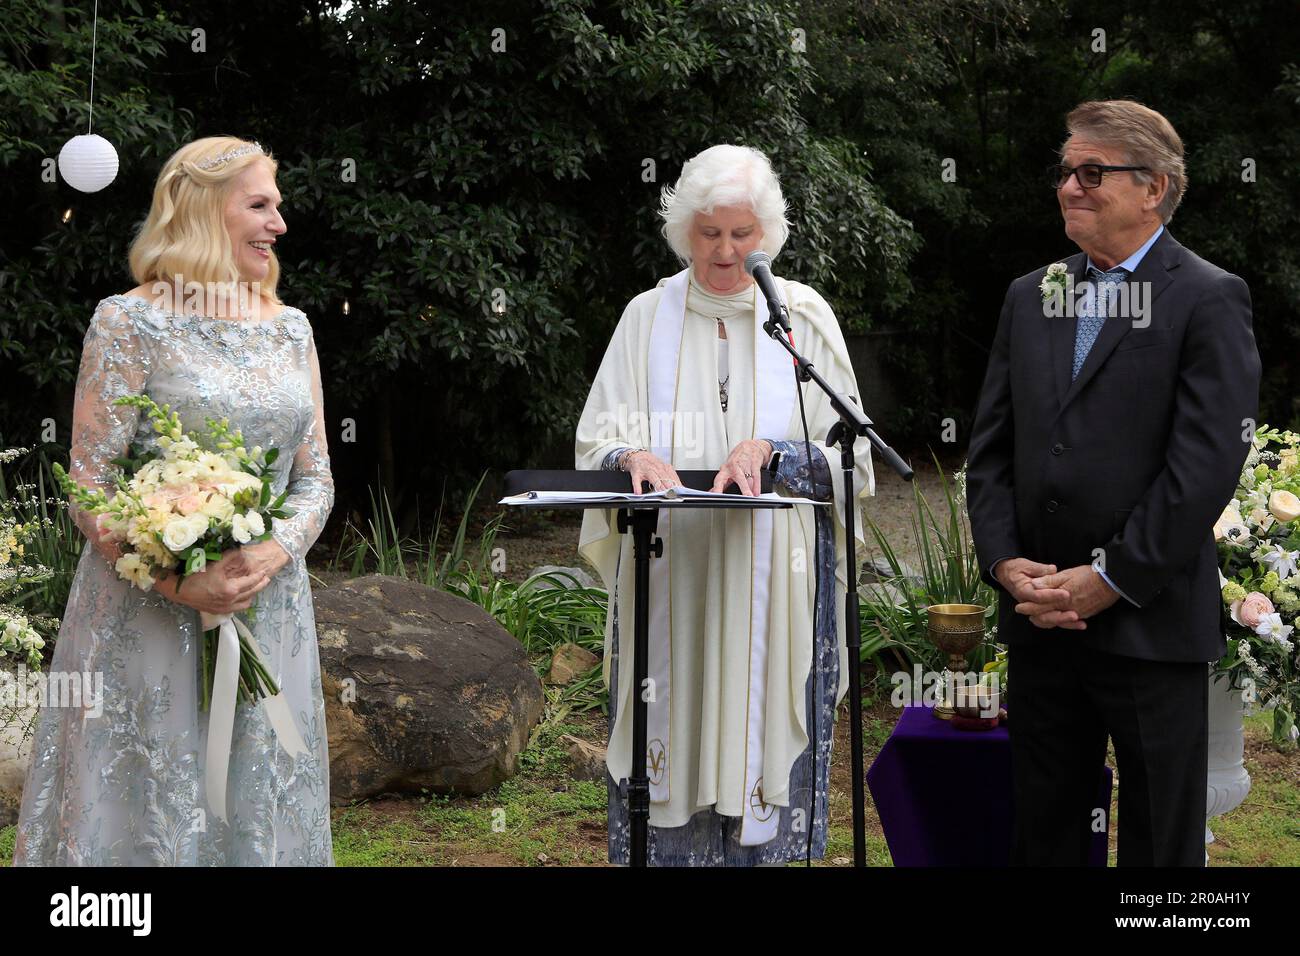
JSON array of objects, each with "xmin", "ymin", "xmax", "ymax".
[{"xmin": 574, "ymin": 144, "xmax": 874, "ymax": 866}]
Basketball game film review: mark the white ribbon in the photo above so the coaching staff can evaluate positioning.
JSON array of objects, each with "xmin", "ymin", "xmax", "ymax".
[{"xmin": 200, "ymin": 611, "xmax": 310, "ymax": 825}]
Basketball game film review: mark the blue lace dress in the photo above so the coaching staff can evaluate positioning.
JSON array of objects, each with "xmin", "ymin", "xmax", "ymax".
[{"xmin": 13, "ymin": 294, "xmax": 335, "ymax": 866}]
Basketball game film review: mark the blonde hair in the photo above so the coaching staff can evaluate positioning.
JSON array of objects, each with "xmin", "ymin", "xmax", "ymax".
[
  {"xmin": 1063, "ymin": 100, "xmax": 1187, "ymax": 223},
  {"xmin": 128, "ymin": 136, "xmax": 282, "ymax": 303}
]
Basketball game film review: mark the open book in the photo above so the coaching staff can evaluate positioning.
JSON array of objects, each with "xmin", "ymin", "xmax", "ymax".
[{"xmin": 499, "ymin": 486, "xmax": 828, "ymax": 507}]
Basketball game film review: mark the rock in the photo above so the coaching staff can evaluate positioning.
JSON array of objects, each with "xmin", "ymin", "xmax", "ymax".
[
  {"xmin": 560, "ymin": 733, "xmax": 607, "ymax": 783},
  {"xmin": 0, "ymin": 702, "xmax": 39, "ymax": 828},
  {"xmin": 861, "ymin": 555, "xmax": 920, "ymax": 584},
  {"xmin": 315, "ymin": 574, "xmax": 545, "ymax": 804},
  {"xmin": 526, "ymin": 565, "xmax": 597, "ymax": 590},
  {"xmin": 859, "ymin": 555, "xmax": 924, "ymax": 607},
  {"xmin": 546, "ymin": 643, "xmax": 600, "ymax": 685},
  {"xmin": 859, "ymin": 580, "xmax": 912, "ymax": 607}
]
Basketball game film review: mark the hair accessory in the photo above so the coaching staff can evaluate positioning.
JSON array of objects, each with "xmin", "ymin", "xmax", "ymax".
[{"xmin": 194, "ymin": 142, "xmax": 264, "ymax": 171}]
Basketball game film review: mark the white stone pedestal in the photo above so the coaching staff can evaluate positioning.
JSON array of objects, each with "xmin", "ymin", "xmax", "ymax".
[{"xmin": 1205, "ymin": 670, "xmax": 1252, "ymax": 855}]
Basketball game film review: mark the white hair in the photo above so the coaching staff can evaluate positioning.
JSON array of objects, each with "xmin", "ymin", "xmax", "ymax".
[{"xmin": 659, "ymin": 144, "xmax": 790, "ymax": 262}]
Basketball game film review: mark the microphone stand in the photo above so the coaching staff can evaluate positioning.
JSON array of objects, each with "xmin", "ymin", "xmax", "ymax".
[{"xmin": 761, "ymin": 301, "xmax": 912, "ymax": 868}]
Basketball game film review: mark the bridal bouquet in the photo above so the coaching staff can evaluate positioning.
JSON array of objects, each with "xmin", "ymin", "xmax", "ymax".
[
  {"xmin": 1214, "ymin": 423, "xmax": 1300, "ymax": 747},
  {"xmin": 53, "ymin": 396, "xmax": 295, "ymax": 709}
]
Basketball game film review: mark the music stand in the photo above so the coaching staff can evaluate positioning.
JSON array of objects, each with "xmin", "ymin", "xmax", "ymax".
[{"xmin": 502, "ymin": 469, "xmax": 820, "ymax": 867}]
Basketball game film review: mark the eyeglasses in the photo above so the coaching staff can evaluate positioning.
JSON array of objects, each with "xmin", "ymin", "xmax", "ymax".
[{"xmin": 1048, "ymin": 163, "xmax": 1150, "ymax": 189}]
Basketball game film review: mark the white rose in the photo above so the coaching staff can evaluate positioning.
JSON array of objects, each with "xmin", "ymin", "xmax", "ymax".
[
  {"xmin": 1269, "ymin": 490, "xmax": 1300, "ymax": 523},
  {"xmin": 230, "ymin": 513, "xmax": 253, "ymax": 544},
  {"xmin": 162, "ymin": 514, "xmax": 208, "ymax": 552},
  {"xmin": 244, "ymin": 511, "xmax": 265, "ymax": 537}
]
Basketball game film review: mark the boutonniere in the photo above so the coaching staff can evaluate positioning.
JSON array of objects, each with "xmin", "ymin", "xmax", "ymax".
[{"xmin": 1039, "ymin": 262, "xmax": 1069, "ymax": 301}]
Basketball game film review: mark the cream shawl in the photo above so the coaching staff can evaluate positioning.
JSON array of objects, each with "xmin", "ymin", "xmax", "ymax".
[{"xmin": 575, "ymin": 269, "xmax": 875, "ymax": 840}]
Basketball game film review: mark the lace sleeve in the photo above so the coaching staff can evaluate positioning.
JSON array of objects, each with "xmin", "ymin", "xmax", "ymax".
[
  {"xmin": 269, "ymin": 330, "xmax": 334, "ymax": 564},
  {"xmin": 601, "ymin": 446, "xmax": 635, "ymax": 471},
  {"xmin": 766, "ymin": 438, "xmax": 833, "ymax": 501},
  {"xmin": 67, "ymin": 300, "xmax": 152, "ymax": 560}
]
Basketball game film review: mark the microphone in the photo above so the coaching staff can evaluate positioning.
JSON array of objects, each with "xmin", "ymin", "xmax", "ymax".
[{"xmin": 743, "ymin": 250, "xmax": 791, "ymax": 334}]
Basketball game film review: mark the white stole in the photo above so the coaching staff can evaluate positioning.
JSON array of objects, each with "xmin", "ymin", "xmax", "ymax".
[{"xmin": 645, "ymin": 268, "xmax": 796, "ymax": 845}]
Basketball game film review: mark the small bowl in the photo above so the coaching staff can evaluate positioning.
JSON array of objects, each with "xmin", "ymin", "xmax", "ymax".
[{"xmin": 953, "ymin": 682, "xmax": 1002, "ymax": 720}]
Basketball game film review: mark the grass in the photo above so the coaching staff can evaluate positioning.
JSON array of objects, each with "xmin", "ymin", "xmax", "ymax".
[
  {"xmin": 2, "ymin": 694, "xmax": 1295, "ymax": 867},
  {"xmin": 4, "ymin": 464, "xmax": 1294, "ymax": 866},
  {"xmin": 859, "ymin": 455, "xmax": 1000, "ymax": 677},
  {"xmin": 330, "ymin": 718, "xmax": 610, "ymax": 866},
  {"xmin": 326, "ymin": 700, "xmax": 903, "ymax": 868},
  {"xmin": 1203, "ymin": 713, "xmax": 1300, "ymax": 866}
]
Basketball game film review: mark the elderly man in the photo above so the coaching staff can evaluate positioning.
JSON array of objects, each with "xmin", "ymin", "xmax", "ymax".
[{"xmin": 966, "ymin": 100, "xmax": 1261, "ymax": 866}]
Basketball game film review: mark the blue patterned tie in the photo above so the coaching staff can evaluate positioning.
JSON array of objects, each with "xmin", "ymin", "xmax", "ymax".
[{"xmin": 1072, "ymin": 265, "xmax": 1128, "ymax": 380}]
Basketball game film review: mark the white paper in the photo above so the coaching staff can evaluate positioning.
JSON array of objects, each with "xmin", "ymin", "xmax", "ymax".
[{"xmin": 499, "ymin": 486, "xmax": 828, "ymax": 507}]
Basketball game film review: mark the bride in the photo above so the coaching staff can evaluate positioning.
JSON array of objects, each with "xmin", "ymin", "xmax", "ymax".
[{"xmin": 13, "ymin": 136, "xmax": 335, "ymax": 865}]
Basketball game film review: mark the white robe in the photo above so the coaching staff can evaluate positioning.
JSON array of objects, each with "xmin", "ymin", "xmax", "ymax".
[{"xmin": 575, "ymin": 269, "xmax": 875, "ymax": 838}]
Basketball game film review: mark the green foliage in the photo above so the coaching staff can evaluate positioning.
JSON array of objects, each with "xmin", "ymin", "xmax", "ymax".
[
  {"xmin": 0, "ymin": 448, "xmax": 80, "ymax": 635},
  {"xmin": 0, "ymin": 0, "xmax": 925, "ymax": 512},
  {"xmin": 3, "ymin": 0, "xmax": 1297, "ymax": 522},
  {"xmin": 330, "ymin": 474, "xmax": 610, "ymax": 711},
  {"xmin": 859, "ymin": 457, "xmax": 999, "ymax": 679},
  {"xmin": 331, "ymin": 471, "xmax": 500, "ymax": 588},
  {"xmin": 0, "ymin": 0, "xmax": 192, "ymax": 408}
]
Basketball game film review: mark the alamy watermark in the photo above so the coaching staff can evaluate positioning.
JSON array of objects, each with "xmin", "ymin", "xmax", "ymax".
[
  {"xmin": 1042, "ymin": 274, "xmax": 1153, "ymax": 328},
  {"xmin": 148, "ymin": 278, "xmax": 266, "ymax": 320},
  {"xmin": 592, "ymin": 404, "xmax": 708, "ymax": 459},
  {"xmin": 891, "ymin": 665, "xmax": 1003, "ymax": 718},
  {"xmin": 1, "ymin": 665, "xmax": 104, "ymax": 719}
]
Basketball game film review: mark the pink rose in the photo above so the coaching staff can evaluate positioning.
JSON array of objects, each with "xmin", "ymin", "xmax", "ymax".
[
  {"xmin": 141, "ymin": 492, "xmax": 170, "ymax": 510},
  {"xmin": 94, "ymin": 512, "xmax": 119, "ymax": 541},
  {"xmin": 175, "ymin": 493, "xmax": 205, "ymax": 515},
  {"xmin": 1232, "ymin": 591, "xmax": 1275, "ymax": 628},
  {"xmin": 165, "ymin": 481, "xmax": 199, "ymax": 501}
]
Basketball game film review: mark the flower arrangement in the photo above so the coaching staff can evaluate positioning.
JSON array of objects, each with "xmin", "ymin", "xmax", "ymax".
[
  {"xmin": 1215, "ymin": 424, "xmax": 1300, "ymax": 747},
  {"xmin": 1, "ymin": 447, "xmax": 62, "ymax": 742},
  {"xmin": 52, "ymin": 396, "xmax": 295, "ymax": 708},
  {"xmin": 1039, "ymin": 261, "xmax": 1069, "ymax": 302},
  {"xmin": 0, "ymin": 448, "xmax": 56, "ymax": 672}
]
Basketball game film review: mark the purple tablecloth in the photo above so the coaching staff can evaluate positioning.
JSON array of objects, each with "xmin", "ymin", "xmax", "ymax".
[{"xmin": 866, "ymin": 705, "xmax": 1111, "ymax": 866}]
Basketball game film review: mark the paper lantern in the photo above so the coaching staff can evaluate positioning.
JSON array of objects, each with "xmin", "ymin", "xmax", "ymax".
[{"xmin": 57, "ymin": 134, "xmax": 119, "ymax": 193}]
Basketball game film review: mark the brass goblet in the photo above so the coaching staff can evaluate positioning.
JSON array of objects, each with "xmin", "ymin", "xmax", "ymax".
[{"xmin": 925, "ymin": 603, "xmax": 987, "ymax": 720}]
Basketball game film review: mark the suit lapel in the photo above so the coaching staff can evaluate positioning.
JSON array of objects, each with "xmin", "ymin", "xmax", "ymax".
[
  {"xmin": 1049, "ymin": 251, "xmax": 1089, "ymax": 408},
  {"xmin": 1053, "ymin": 229, "xmax": 1182, "ymax": 418}
]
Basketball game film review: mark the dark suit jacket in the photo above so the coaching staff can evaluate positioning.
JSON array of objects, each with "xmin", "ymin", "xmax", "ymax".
[{"xmin": 966, "ymin": 228, "xmax": 1262, "ymax": 663}]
